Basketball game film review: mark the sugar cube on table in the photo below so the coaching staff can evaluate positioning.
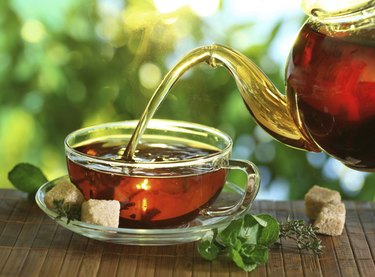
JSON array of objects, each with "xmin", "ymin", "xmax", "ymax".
[{"xmin": 304, "ymin": 185, "xmax": 341, "ymax": 219}]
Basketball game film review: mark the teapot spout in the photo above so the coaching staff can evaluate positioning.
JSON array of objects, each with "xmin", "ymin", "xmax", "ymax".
[
  {"xmin": 123, "ymin": 43, "xmax": 320, "ymax": 160},
  {"xmin": 207, "ymin": 44, "xmax": 319, "ymax": 152}
]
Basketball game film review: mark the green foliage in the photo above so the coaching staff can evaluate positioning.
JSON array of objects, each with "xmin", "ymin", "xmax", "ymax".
[
  {"xmin": 198, "ymin": 214, "xmax": 280, "ymax": 272},
  {"xmin": 198, "ymin": 214, "xmax": 324, "ymax": 272},
  {"xmin": 0, "ymin": 0, "xmax": 373, "ymax": 200}
]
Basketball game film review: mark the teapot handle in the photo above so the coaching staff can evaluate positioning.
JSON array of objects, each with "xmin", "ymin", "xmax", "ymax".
[{"xmin": 123, "ymin": 44, "xmax": 319, "ymax": 160}]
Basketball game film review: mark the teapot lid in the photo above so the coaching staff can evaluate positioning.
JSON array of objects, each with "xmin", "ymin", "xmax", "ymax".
[
  {"xmin": 302, "ymin": 0, "xmax": 375, "ymax": 31},
  {"xmin": 302, "ymin": 0, "xmax": 373, "ymax": 16}
]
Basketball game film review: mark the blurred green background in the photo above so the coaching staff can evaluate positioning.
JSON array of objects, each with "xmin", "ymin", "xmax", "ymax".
[{"xmin": 1, "ymin": 0, "xmax": 374, "ymax": 200}]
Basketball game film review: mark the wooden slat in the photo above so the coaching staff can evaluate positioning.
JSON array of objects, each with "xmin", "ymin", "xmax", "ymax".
[
  {"xmin": 77, "ymin": 239, "xmax": 104, "ymax": 276},
  {"xmin": 2, "ymin": 204, "xmax": 47, "ymax": 277},
  {"xmin": 96, "ymin": 242, "xmax": 123, "ymax": 276},
  {"xmin": 318, "ymin": 236, "xmax": 342, "ymax": 276},
  {"xmin": 291, "ymin": 201, "xmax": 323, "ymax": 277},
  {"xmin": 0, "ymin": 198, "xmax": 18, "ymax": 222},
  {"xmin": 193, "ymin": 256, "xmax": 211, "ymax": 277},
  {"xmin": 31, "ymin": 216, "xmax": 58, "ymax": 249},
  {"xmin": 135, "ymin": 255, "xmax": 156, "ymax": 277},
  {"xmin": 17, "ymin": 217, "xmax": 59, "ymax": 276},
  {"xmin": 174, "ymin": 242, "xmax": 194, "ymax": 277},
  {"xmin": 355, "ymin": 202, "xmax": 375, "ymax": 266},
  {"xmin": 117, "ymin": 245, "xmax": 141, "ymax": 277},
  {"xmin": 275, "ymin": 201, "xmax": 305, "ymax": 277},
  {"xmin": 38, "ymin": 225, "xmax": 73, "ymax": 276},
  {"xmin": 211, "ymin": 256, "xmax": 230, "ymax": 277},
  {"xmin": 260, "ymin": 201, "xmax": 285, "ymax": 277},
  {"xmin": 248, "ymin": 263, "xmax": 267, "ymax": 277},
  {"xmin": 332, "ymin": 231, "xmax": 359, "ymax": 277},
  {"xmin": 19, "ymin": 249, "xmax": 47, "ymax": 277},
  {"xmin": 350, "ymin": 202, "xmax": 375, "ymax": 277},
  {"xmin": 116, "ymin": 254, "xmax": 139, "ymax": 277},
  {"xmin": 0, "ymin": 189, "xmax": 27, "ymax": 200},
  {"xmin": 105, "ymin": 252, "xmax": 122, "ymax": 275},
  {"xmin": 154, "ymin": 256, "xmax": 175, "ymax": 277},
  {"xmin": 1, "ymin": 248, "xmax": 29, "ymax": 276},
  {"xmin": 0, "ymin": 199, "xmax": 33, "ymax": 247},
  {"xmin": 58, "ymin": 233, "xmax": 89, "ymax": 276},
  {"xmin": 14, "ymin": 217, "xmax": 43, "ymax": 248},
  {"xmin": 342, "ymin": 202, "xmax": 374, "ymax": 277},
  {"xmin": 0, "ymin": 248, "xmax": 11, "ymax": 273}
]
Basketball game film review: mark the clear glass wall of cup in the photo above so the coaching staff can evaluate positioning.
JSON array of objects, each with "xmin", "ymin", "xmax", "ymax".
[{"xmin": 65, "ymin": 119, "xmax": 260, "ymax": 229}]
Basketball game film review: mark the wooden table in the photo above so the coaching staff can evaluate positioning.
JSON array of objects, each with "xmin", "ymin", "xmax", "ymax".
[{"xmin": 0, "ymin": 189, "xmax": 374, "ymax": 277}]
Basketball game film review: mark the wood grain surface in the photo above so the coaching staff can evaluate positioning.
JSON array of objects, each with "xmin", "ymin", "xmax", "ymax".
[{"xmin": 0, "ymin": 189, "xmax": 374, "ymax": 277}]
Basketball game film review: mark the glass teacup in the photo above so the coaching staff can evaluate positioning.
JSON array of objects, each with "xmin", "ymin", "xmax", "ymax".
[{"xmin": 65, "ymin": 119, "xmax": 260, "ymax": 228}]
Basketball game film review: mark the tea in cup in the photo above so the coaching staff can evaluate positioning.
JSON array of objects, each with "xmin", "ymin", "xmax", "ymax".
[{"xmin": 65, "ymin": 119, "xmax": 259, "ymax": 228}]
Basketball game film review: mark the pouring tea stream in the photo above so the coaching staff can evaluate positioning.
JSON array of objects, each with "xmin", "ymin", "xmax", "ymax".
[{"xmin": 124, "ymin": 0, "xmax": 375, "ymax": 171}]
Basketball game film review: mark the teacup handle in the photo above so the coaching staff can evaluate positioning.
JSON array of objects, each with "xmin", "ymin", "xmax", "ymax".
[{"xmin": 201, "ymin": 159, "xmax": 260, "ymax": 217}]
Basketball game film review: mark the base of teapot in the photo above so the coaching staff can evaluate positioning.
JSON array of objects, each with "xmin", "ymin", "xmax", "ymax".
[{"xmin": 344, "ymin": 163, "xmax": 375, "ymax": 173}]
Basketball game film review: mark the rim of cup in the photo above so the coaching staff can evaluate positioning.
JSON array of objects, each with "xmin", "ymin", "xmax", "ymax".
[{"xmin": 64, "ymin": 119, "xmax": 233, "ymax": 169}]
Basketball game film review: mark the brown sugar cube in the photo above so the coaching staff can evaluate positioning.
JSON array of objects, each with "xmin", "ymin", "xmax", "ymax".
[
  {"xmin": 314, "ymin": 202, "xmax": 346, "ymax": 236},
  {"xmin": 44, "ymin": 180, "xmax": 85, "ymax": 209},
  {"xmin": 81, "ymin": 199, "xmax": 120, "ymax": 228},
  {"xmin": 304, "ymin": 185, "xmax": 341, "ymax": 219}
]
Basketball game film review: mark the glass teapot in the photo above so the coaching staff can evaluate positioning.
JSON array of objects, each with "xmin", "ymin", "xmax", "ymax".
[{"xmin": 124, "ymin": 0, "xmax": 375, "ymax": 171}]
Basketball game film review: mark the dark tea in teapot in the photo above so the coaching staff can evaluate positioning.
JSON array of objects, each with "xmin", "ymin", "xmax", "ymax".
[
  {"xmin": 286, "ymin": 23, "xmax": 375, "ymax": 170},
  {"xmin": 67, "ymin": 138, "xmax": 226, "ymax": 228}
]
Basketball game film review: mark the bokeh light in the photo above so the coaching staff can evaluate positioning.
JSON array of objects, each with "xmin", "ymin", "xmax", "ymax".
[
  {"xmin": 188, "ymin": 0, "xmax": 220, "ymax": 17},
  {"xmin": 139, "ymin": 63, "xmax": 162, "ymax": 90},
  {"xmin": 21, "ymin": 20, "xmax": 46, "ymax": 43},
  {"xmin": 153, "ymin": 0, "xmax": 187, "ymax": 14}
]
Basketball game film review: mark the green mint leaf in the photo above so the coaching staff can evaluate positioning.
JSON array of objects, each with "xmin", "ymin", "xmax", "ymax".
[
  {"xmin": 217, "ymin": 218, "xmax": 243, "ymax": 246},
  {"xmin": 198, "ymin": 230, "xmax": 220, "ymax": 261},
  {"xmin": 229, "ymin": 247, "xmax": 257, "ymax": 272},
  {"xmin": 197, "ymin": 213, "xmax": 321, "ymax": 273},
  {"xmin": 251, "ymin": 214, "xmax": 268, "ymax": 227},
  {"xmin": 256, "ymin": 214, "xmax": 280, "ymax": 246},
  {"xmin": 8, "ymin": 163, "xmax": 48, "ymax": 193},
  {"xmin": 236, "ymin": 244, "xmax": 269, "ymax": 267},
  {"xmin": 240, "ymin": 215, "xmax": 261, "ymax": 244},
  {"xmin": 247, "ymin": 245, "xmax": 269, "ymax": 264},
  {"xmin": 239, "ymin": 243, "xmax": 256, "ymax": 259}
]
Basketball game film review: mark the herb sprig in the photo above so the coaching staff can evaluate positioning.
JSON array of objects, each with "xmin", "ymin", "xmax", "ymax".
[
  {"xmin": 198, "ymin": 214, "xmax": 323, "ymax": 272},
  {"xmin": 52, "ymin": 199, "xmax": 81, "ymax": 224},
  {"xmin": 279, "ymin": 216, "xmax": 323, "ymax": 255}
]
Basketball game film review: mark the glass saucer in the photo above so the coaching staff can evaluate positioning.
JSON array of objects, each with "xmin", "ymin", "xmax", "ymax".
[{"xmin": 35, "ymin": 175, "xmax": 251, "ymax": 246}]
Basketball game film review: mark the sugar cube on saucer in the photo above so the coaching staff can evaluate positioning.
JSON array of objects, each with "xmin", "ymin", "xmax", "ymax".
[
  {"xmin": 44, "ymin": 180, "xmax": 85, "ymax": 209},
  {"xmin": 81, "ymin": 199, "xmax": 120, "ymax": 228}
]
